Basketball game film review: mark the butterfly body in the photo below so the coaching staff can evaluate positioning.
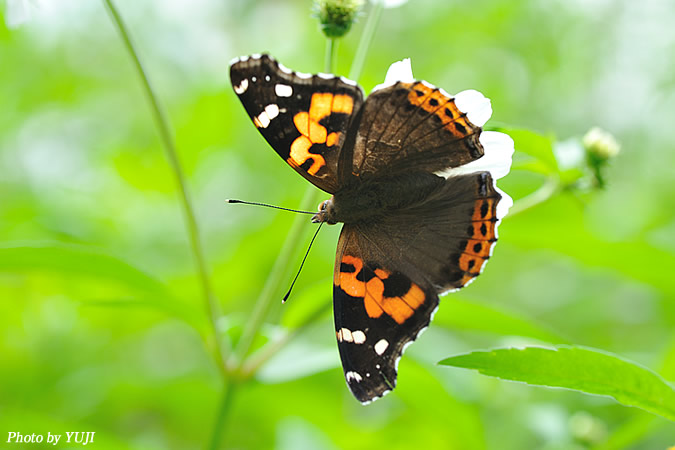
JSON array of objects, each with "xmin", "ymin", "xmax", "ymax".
[
  {"xmin": 315, "ymin": 171, "xmax": 445, "ymax": 225},
  {"xmin": 230, "ymin": 54, "xmax": 514, "ymax": 404}
]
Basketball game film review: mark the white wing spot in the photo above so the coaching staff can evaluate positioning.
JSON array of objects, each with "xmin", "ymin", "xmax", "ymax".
[
  {"xmin": 233, "ymin": 78, "xmax": 249, "ymax": 94},
  {"xmin": 296, "ymin": 71, "xmax": 312, "ymax": 79},
  {"xmin": 346, "ymin": 371, "xmax": 363, "ymax": 383},
  {"xmin": 275, "ymin": 84, "xmax": 293, "ymax": 97},
  {"xmin": 253, "ymin": 104, "xmax": 280, "ymax": 129},
  {"xmin": 374, "ymin": 339, "xmax": 389, "ymax": 356},
  {"xmin": 264, "ymin": 104, "xmax": 279, "ymax": 120},
  {"xmin": 340, "ymin": 327, "xmax": 353, "ymax": 343},
  {"xmin": 251, "ymin": 76, "xmax": 257, "ymax": 82},
  {"xmin": 265, "ymin": 75, "xmax": 271, "ymax": 82},
  {"xmin": 352, "ymin": 330, "xmax": 366, "ymax": 344}
]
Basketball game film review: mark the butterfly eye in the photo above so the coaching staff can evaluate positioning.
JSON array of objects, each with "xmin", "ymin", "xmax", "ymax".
[{"xmin": 318, "ymin": 201, "xmax": 327, "ymax": 212}]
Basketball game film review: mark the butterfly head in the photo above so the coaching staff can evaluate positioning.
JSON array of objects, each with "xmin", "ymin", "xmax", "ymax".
[{"xmin": 312, "ymin": 197, "xmax": 338, "ymax": 225}]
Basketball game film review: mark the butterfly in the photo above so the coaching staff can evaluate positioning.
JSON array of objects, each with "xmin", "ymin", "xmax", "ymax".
[{"xmin": 229, "ymin": 54, "xmax": 513, "ymax": 404}]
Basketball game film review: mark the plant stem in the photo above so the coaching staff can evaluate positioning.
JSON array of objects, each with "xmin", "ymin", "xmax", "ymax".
[
  {"xmin": 325, "ymin": 38, "xmax": 338, "ymax": 73},
  {"xmin": 102, "ymin": 0, "xmax": 227, "ymax": 372},
  {"xmin": 349, "ymin": 0, "xmax": 384, "ymax": 81},
  {"xmin": 508, "ymin": 177, "xmax": 559, "ymax": 217},
  {"xmin": 207, "ymin": 381, "xmax": 239, "ymax": 450},
  {"xmin": 240, "ymin": 300, "xmax": 332, "ymax": 378},
  {"xmin": 231, "ymin": 187, "xmax": 322, "ymax": 366}
]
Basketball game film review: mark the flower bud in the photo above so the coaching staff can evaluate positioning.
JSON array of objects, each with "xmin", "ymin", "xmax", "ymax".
[
  {"xmin": 582, "ymin": 127, "xmax": 620, "ymax": 189},
  {"xmin": 582, "ymin": 127, "xmax": 620, "ymax": 161},
  {"xmin": 313, "ymin": 0, "xmax": 363, "ymax": 39}
]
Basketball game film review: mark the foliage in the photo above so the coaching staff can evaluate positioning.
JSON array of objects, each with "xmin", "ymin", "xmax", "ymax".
[
  {"xmin": 0, "ymin": 0, "xmax": 673, "ymax": 449},
  {"xmin": 440, "ymin": 346, "xmax": 675, "ymax": 423}
]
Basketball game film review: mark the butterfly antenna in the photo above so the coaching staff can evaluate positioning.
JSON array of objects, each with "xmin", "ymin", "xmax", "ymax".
[
  {"xmin": 226, "ymin": 199, "xmax": 316, "ymax": 215},
  {"xmin": 282, "ymin": 222, "xmax": 324, "ymax": 303}
]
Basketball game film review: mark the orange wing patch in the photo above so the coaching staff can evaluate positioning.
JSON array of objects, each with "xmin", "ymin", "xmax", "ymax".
[
  {"xmin": 405, "ymin": 81, "xmax": 477, "ymax": 139},
  {"xmin": 467, "ymin": 220, "xmax": 497, "ymax": 241},
  {"xmin": 454, "ymin": 204, "xmax": 499, "ymax": 286},
  {"xmin": 464, "ymin": 238, "xmax": 493, "ymax": 258},
  {"xmin": 288, "ymin": 92, "xmax": 354, "ymax": 175},
  {"xmin": 472, "ymin": 198, "xmax": 497, "ymax": 221},
  {"xmin": 406, "ymin": 82, "xmax": 434, "ymax": 106},
  {"xmin": 337, "ymin": 255, "xmax": 426, "ymax": 325},
  {"xmin": 458, "ymin": 253, "xmax": 488, "ymax": 275}
]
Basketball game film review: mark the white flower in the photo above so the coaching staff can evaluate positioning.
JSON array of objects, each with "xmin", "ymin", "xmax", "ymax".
[
  {"xmin": 373, "ymin": 58, "xmax": 514, "ymax": 220},
  {"xmin": 372, "ymin": 58, "xmax": 414, "ymax": 91},
  {"xmin": 371, "ymin": 0, "xmax": 408, "ymax": 8}
]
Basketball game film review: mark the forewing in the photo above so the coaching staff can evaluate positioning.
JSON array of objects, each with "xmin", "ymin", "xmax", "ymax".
[
  {"xmin": 351, "ymin": 81, "xmax": 489, "ymax": 178},
  {"xmin": 230, "ymin": 54, "xmax": 364, "ymax": 193}
]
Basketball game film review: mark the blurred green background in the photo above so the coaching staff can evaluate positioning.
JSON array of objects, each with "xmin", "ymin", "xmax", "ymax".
[{"xmin": 1, "ymin": 0, "xmax": 674, "ymax": 449}]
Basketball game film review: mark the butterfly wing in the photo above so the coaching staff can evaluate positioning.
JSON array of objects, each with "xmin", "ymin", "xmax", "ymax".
[
  {"xmin": 333, "ymin": 170, "xmax": 510, "ymax": 403},
  {"xmin": 333, "ymin": 224, "xmax": 439, "ymax": 403},
  {"xmin": 230, "ymin": 54, "xmax": 364, "ymax": 193},
  {"xmin": 350, "ymin": 81, "xmax": 491, "ymax": 179}
]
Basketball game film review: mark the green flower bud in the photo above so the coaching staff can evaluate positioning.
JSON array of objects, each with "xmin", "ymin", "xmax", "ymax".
[
  {"xmin": 582, "ymin": 127, "xmax": 620, "ymax": 189},
  {"xmin": 313, "ymin": 0, "xmax": 363, "ymax": 39}
]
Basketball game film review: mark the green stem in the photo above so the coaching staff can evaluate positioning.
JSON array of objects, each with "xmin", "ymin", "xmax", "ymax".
[
  {"xmin": 349, "ymin": 0, "xmax": 384, "ymax": 81},
  {"xmin": 207, "ymin": 381, "xmax": 239, "ymax": 450},
  {"xmin": 325, "ymin": 38, "xmax": 339, "ymax": 73},
  {"xmin": 240, "ymin": 300, "xmax": 332, "ymax": 378},
  {"xmin": 102, "ymin": 0, "xmax": 228, "ymax": 372},
  {"xmin": 231, "ymin": 187, "xmax": 322, "ymax": 366},
  {"xmin": 508, "ymin": 177, "xmax": 560, "ymax": 217}
]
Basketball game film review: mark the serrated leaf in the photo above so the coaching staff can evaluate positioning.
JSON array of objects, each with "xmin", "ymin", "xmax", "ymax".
[{"xmin": 439, "ymin": 346, "xmax": 675, "ymax": 422}]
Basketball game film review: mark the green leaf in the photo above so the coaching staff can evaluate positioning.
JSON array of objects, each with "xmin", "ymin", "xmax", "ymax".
[
  {"xmin": 439, "ymin": 346, "xmax": 675, "ymax": 422},
  {"xmin": 506, "ymin": 195, "xmax": 675, "ymax": 297},
  {"xmin": 501, "ymin": 128, "xmax": 559, "ymax": 173},
  {"xmin": 78, "ymin": 296, "xmax": 206, "ymax": 331},
  {"xmin": 591, "ymin": 415, "xmax": 660, "ymax": 450},
  {"xmin": 0, "ymin": 242, "xmax": 206, "ymax": 328},
  {"xmin": 511, "ymin": 159, "xmax": 552, "ymax": 175},
  {"xmin": 0, "ymin": 242, "xmax": 168, "ymax": 293},
  {"xmin": 434, "ymin": 297, "xmax": 569, "ymax": 344},
  {"xmin": 559, "ymin": 167, "xmax": 586, "ymax": 186}
]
